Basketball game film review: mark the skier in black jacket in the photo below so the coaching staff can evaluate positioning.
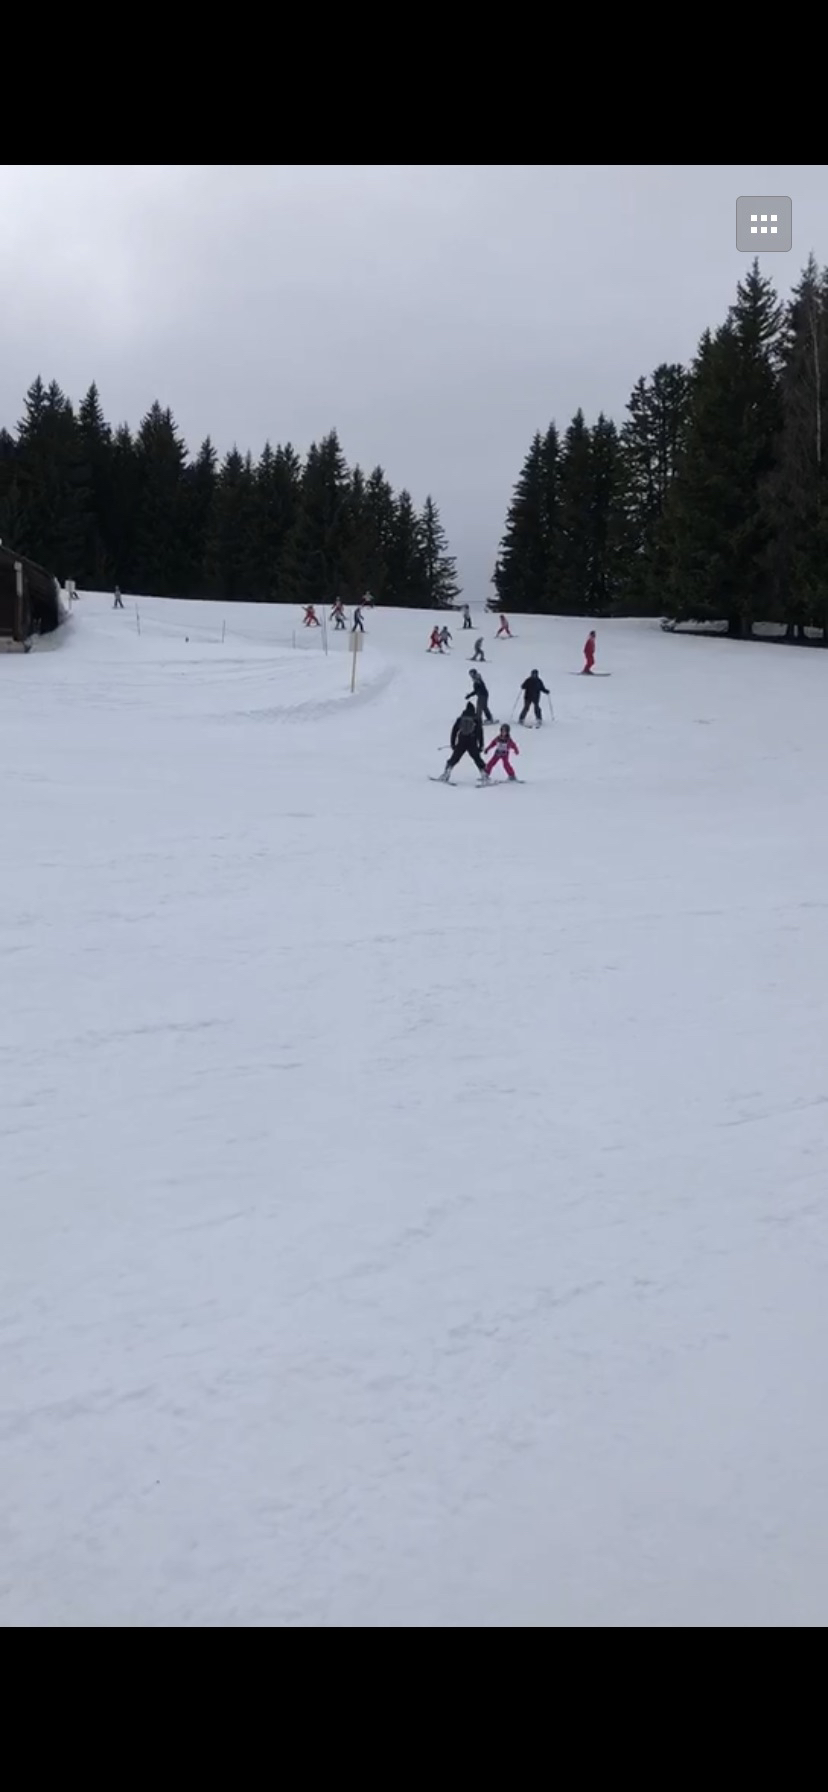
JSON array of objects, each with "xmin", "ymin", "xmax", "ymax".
[
  {"xmin": 519, "ymin": 669, "xmax": 550, "ymax": 725},
  {"xmin": 467, "ymin": 668, "xmax": 494, "ymax": 724},
  {"xmin": 439, "ymin": 703, "xmax": 487, "ymax": 781}
]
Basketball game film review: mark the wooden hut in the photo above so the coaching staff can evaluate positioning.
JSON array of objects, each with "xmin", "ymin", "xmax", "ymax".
[{"xmin": 0, "ymin": 543, "xmax": 65, "ymax": 650}]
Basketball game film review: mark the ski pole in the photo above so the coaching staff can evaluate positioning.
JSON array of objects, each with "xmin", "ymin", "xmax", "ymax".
[{"xmin": 546, "ymin": 693, "xmax": 555, "ymax": 723}]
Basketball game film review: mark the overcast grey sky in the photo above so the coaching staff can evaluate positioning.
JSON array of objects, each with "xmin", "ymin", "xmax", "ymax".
[{"xmin": 1, "ymin": 165, "xmax": 825, "ymax": 596}]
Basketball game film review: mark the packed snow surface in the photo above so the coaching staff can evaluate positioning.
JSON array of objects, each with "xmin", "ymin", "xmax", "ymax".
[{"xmin": 2, "ymin": 598, "xmax": 828, "ymax": 1626}]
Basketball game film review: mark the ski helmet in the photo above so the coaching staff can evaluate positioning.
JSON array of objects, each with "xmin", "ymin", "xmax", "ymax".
[
  {"xmin": 531, "ymin": 668, "xmax": 538, "ymax": 675},
  {"xmin": 465, "ymin": 702, "xmax": 476, "ymax": 714},
  {"xmin": 500, "ymin": 722, "xmax": 509, "ymax": 734}
]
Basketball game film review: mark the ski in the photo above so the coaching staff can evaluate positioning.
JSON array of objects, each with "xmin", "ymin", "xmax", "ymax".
[{"xmin": 569, "ymin": 671, "xmax": 611, "ymax": 677}]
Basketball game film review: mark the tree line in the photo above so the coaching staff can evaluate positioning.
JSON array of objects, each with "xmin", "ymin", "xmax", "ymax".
[
  {"xmin": 0, "ymin": 380, "xmax": 461, "ymax": 607},
  {"xmin": 493, "ymin": 257, "xmax": 828, "ymax": 638}
]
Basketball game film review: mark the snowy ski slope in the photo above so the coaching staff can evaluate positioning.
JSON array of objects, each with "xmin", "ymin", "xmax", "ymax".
[{"xmin": 2, "ymin": 597, "xmax": 828, "ymax": 1626}]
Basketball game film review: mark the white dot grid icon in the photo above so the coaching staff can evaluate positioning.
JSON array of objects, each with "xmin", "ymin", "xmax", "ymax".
[{"xmin": 737, "ymin": 196, "xmax": 791, "ymax": 251}]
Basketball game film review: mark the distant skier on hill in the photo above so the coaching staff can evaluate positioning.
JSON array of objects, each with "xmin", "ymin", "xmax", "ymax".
[
  {"xmin": 485, "ymin": 723, "xmax": 520, "ymax": 781},
  {"xmin": 428, "ymin": 625, "xmax": 445, "ymax": 652},
  {"xmin": 461, "ymin": 604, "xmax": 472, "ymax": 629},
  {"xmin": 113, "ymin": 586, "xmax": 124, "ymax": 610},
  {"xmin": 352, "ymin": 606, "xmax": 365, "ymax": 632},
  {"xmin": 583, "ymin": 629, "xmax": 596, "ymax": 673},
  {"xmin": 496, "ymin": 614, "xmax": 513, "ymax": 638},
  {"xmin": 303, "ymin": 605, "xmax": 320, "ymax": 627},
  {"xmin": 439, "ymin": 624, "xmax": 452, "ymax": 648},
  {"xmin": 467, "ymin": 668, "xmax": 494, "ymax": 723},
  {"xmin": 438, "ymin": 703, "xmax": 487, "ymax": 782},
  {"xmin": 519, "ymin": 670, "xmax": 549, "ymax": 725},
  {"xmin": 330, "ymin": 600, "xmax": 347, "ymax": 629},
  {"xmin": 471, "ymin": 637, "xmax": 486, "ymax": 662}
]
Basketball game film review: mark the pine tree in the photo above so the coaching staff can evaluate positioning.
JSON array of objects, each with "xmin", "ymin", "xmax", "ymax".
[
  {"xmin": 134, "ymin": 403, "xmax": 190, "ymax": 596},
  {"xmin": 15, "ymin": 378, "xmax": 90, "ymax": 578},
  {"xmin": 245, "ymin": 441, "xmax": 302, "ymax": 601},
  {"xmin": 492, "ymin": 432, "xmax": 547, "ymax": 610},
  {"xmin": 281, "ymin": 430, "xmax": 352, "ymax": 604},
  {"xmin": 621, "ymin": 363, "xmax": 690, "ymax": 610},
  {"xmin": 385, "ymin": 490, "xmax": 427, "ymax": 604},
  {"xmin": 421, "ymin": 495, "xmax": 460, "ymax": 607},
  {"xmin": 205, "ymin": 448, "xmax": 258, "ymax": 599},
  {"xmin": 589, "ymin": 414, "xmax": 631, "ymax": 613},
  {"xmin": 0, "ymin": 427, "xmax": 22, "ymax": 545},
  {"xmin": 767, "ymin": 255, "xmax": 828, "ymax": 637},
  {"xmin": 364, "ymin": 467, "xmax": 397, "ymax": 600},
  {"xmin": 662, "ymin": 264, "xmax": 783, "ymax": 634},
  {"xmin": 557, "ymin": 411, "xmax": 594, "ymax": 613},
  {"xmin": 77, "ymin": 382, "xmax": 113, "ymax": 587},
  {"xmin": 108, "ymin": 424, "xmax": 141, "ymax": 592},
  {"xmin": 183, "ymin": 437, "xmax": 218, "ymax": 595},
  {"xmin": 540, "ymin": 422, "xmax": 565, "ymax": 610},
  {"xmin": 334, "ymin": 466, "xmax": 377, "ymax": 602}
]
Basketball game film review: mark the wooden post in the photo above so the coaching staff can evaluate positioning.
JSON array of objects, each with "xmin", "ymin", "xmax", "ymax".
[{"xmin": 350, "ymin": 628, "xmax": 362, "ymax": 692}]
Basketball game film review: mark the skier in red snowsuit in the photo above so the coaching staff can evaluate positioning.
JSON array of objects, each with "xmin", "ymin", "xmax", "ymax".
[
  {"xmin": 582, "ymin": 629, "xmax": 596, "ymax": 672},
  {"xmin": 485, "ymin": 723, "xmax": 520, "ymax": 780},
  {"xmin": 303, "ymin": 605, "xmax": 320, "ymax": 627},
  {"xmin": 496, "ymin": 613, "xmax": 513, "ymax": 637},
  {"xmin": 428, "ymin": 626, "xmax": 444, "ymax": 652}
]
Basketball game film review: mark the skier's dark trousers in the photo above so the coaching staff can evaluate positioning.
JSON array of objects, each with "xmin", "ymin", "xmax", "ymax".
[
  {"xmin": 519, "ymin": 672, "xmax": 549, "ymax": 724},
  {"xmin": 445, "ymin": 705, "xmax": 486, "ymax": 776}
]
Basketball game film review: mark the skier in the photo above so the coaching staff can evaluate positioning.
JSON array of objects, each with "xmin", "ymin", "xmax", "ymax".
[
  {"xmin": 471, "ymin": 637, "xmax": 486, "ymax": 662},
  {"xmin": 439, "ymin": 624, "xmax": 452, "ymax": 648},
  {"xmin": 461, "ymin": 604, "xmax": 472, "ymax": 629},
  {"xmin": 496, "ymin": 613, "xmax": 513, "ymax": 638},
  {"xmin": 303, "ymin": 605, "xmax": 320, "ymax": 627},
  {"xmin": 485, "ymin": 722, "xmax": 521, "ymax": 782},
  {"xmin": 583, "ymin": 629, "xmax": 596, "ymax": 673},
  {"xmin": 113, "ymin": 585, "xmax": 124, "ymax": 610},
  {"xmin": 467, "ymin": 668, "xmax": 494, "ymax": 724},
  {"xmin": 519, "ymin": 669, "xmax": 550, "ymax": 725},
  {"xmin": 438, "ymin": 703, "xmax": 487, "ymax": 782},
  {"xmin": 330, "ymin": 600, "xmax": 347, "ymax": 630},
  {"xmin": 428, "ymin": 625, "xmax": 445, "ymax": 653},
  {"xmin": 352, "ymin": 605, "xmax": 365, "ymax": 632}
]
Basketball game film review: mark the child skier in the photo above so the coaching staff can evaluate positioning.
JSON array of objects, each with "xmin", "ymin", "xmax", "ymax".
[
  {"xmin": 113, "ymin": 585, "xmax": 124, "ymax": 610},
  {"xmin": 352, "ymin": 605, "xmax": 365, "ymax": 632},
  {"xmin": 467, "ymin": 668, "xmax": 494, "ymax": 723},
  {"xmin": 438, "ymin": 703, "xmax": 487, "ymax": 782},
  {"xmin": 330, "ymin": 600, "xmax": 347, "ymax": 629},
  {"xmin": 485, "ymin": 723, "xmax": 520, "ymax": 781},
  {"xmin": 303, "ymin": 605, "xmax": 320, "ymax": 627},
  {"xmin": 496, "ymin": 614, "xmax": 513, "ymax": 638},
  {"xmin": 471, "ymin": 637, "xmax": 486, "ymax": 662},
  {"xmin": 583, "ymin": 629, "xmax": 596, "ymax": 673},
  {"xmin": 439, "ymin": 624, "xmax": 452, "ymax": 648},
  {"xmin": 428, "ymin": 625, "xmax": 444, "ymax": 652},
  {"xmin": 461, "ymin": 604, "xmax": 472, "ymax": 629},
  {"xmin": 519, "ymin": 669, "xmax": 550, "ymax": 725}
]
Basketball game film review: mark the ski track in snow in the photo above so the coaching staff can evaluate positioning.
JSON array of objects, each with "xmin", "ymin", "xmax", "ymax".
[{"xmin": 2, "ymin": 598, "xmax": 828, "ymax": 1626}]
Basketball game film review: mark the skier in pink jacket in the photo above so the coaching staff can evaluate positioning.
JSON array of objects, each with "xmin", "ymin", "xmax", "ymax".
[{"xmin": 485, "ymin": 723, "xmax": 520, "ymax": 781}]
